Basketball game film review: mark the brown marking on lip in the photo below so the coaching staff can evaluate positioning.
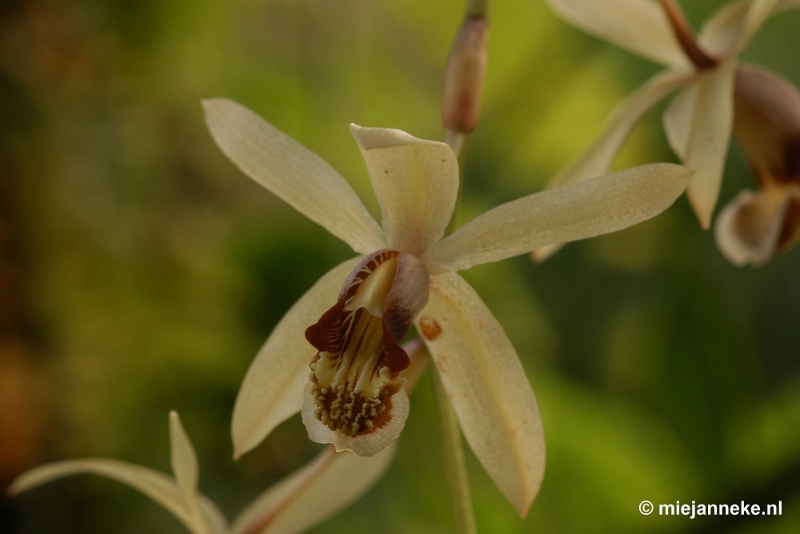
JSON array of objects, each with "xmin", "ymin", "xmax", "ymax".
[
  {"xmin": 777, "ymin": 195, "xmax": 800, "ymax": 251},
  {"xmin": 419, "ymin": 317, "xmax": 442, "ymax": 341}
]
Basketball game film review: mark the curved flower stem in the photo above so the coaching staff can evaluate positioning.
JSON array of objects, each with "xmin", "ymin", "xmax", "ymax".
[{"xmin": 431, "ymin": 365, "xmax": 478, "ymax": 534}]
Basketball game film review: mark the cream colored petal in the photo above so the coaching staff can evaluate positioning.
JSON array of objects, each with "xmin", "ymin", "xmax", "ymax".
[
  {"xmin": 415, "ymin": 272, "xmax": 544, "ymax": 517},
  {"xmin": 199, "ymin": 497, "xmax": 231, "ymax": 534},
  {"xmin": 203, "ymin": 99, "xmax": 385, "ymax": 254},
  {"xmin": 533, "ymin": 69, "xmax": 693, "ymax": 262},
  {"xmin": 731, "ymin": 0, "xmax": 781, "ymax": 54},
  {"xmin": 684, "ymin": 60, "xmax": 737, "ymax": 229},
  {"xmin": 701, "ymin": 0, "xmax": 799, "ymax": 57},
  {"xmin": 434, "ymin": 163, "xmax": 690, "ymax": 272},
  {"xmin": 232, "ymin": 256, "xmax": 363, "ymax": 459},
  {"xmin": 230, "ymin": 444, "xmax": 397, "ymax": 534},
  {"xmin": 714, "ymin": 188, "xmax": 791, "ymax": 266},
  {"xmin": 544, "ymin": 0, "xmax": 688, "ymax": 68},
  {"xmin": 170, "ymin": 411, "xmax": 199, "ymax": 497},
  {"xmin": 9, "ymin": 459, "xmax": 199, "ymax": 532},
  {"xmin": 350, "ymin": 125, "xmax": 459, "ymax": 257},
  {"xmin": 663, "ymin": 82, "xmax": 698, "ymax": 160}
]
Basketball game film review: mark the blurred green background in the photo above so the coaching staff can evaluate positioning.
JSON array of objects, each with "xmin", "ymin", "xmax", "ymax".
[{"xmin": 1, "ymin": 0, "xmax": 799, "ymax": 532}]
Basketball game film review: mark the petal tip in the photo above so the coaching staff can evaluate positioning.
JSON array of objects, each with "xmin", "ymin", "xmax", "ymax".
[
  {"xmin": 350, "ymin": 124, "xmax": 434, "ymax": 151},
  {"xmin": 200, "ymin": 97, "xmax": 230, "ymax": 116}
]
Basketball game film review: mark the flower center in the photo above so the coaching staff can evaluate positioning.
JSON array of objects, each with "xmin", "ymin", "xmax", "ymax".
[
  {"xmin": 309, "ymin": 256, "xmax": 398, "ymax": 436},
  {"xmin": 306, "ymin": 250, "xmax": 422, "ymax": 440}
]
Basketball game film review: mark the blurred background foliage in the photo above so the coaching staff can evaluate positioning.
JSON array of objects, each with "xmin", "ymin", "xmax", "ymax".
[{"xmin": 1, "ymin": 0, "xmax": 799, "ymax": 532}]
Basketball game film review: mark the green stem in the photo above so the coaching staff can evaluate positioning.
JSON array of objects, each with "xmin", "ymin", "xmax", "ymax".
[
  {"xmin": 466, "ymin": 0, "xmax": 489, "ymax": 17},
  {"xmin": 431, "ymin": 365, "xmax": 477, "ymax": 534}
]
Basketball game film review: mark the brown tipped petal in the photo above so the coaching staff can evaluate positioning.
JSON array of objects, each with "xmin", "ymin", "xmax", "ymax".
[{"xmin": 715, "ymin": 188, "xmax": 791, "ymax": 265}]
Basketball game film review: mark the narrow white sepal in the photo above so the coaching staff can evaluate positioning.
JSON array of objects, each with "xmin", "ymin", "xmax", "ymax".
[{"xmin": 202, "ymin": 99, "xmax": 385, "ymax": 254}]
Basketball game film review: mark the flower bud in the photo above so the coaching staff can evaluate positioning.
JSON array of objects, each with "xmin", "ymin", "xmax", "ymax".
[{"xmin": 441, "ymin": 16, "xmax": 489, "ymax": 134}]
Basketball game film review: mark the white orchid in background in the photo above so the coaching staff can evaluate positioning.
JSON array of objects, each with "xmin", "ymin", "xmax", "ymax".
[
  {"xmin": 203, "ymin": 98, "xmax": 689, "ymax": 514},
  {"xmin": 538, "ymin": 0, "xmax": 800, "ymax": 264},
  {"xmin": 8, "ymin": 411, "xmax": 397, "ymax": 534}
]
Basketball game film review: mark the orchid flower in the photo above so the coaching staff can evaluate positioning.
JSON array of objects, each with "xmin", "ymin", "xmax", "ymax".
[
  {"xmin": 203, "ymin": 98, "xmax": 689, "ymax": 514},
  {"xmin": 537, "ymin": 0, "xmax": 800, "ymax": 263},
  {"xmin": 8, "ymin": 411, "xmax": 397, "ymax": 534}
]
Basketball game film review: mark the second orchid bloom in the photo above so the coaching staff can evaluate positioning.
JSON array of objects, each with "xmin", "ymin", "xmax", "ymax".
[
  {"xmin": 203, "ymin": 98, "xmax": 689, "ymax": 515},
  {"xmin": 542, "ymin": 0, "xmax": 800, "ymax": 265}
]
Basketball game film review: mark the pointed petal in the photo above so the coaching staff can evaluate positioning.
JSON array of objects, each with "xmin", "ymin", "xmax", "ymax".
[
  {"xmin": 663, "ymin": 83, "xmax": 698, "ymax": 160},
  {"xmin": 732, "ymin": 0, "xmax": 780, "ymax": 54},
  {"xmin": 715, "ymin": 188, "xmax": 792, "ymax": 265},
  {"xmin": 699, "ymin": 0, "xmax": 751, "ymax": 57},
  {"xmin": 230, "ymin": 444, "xmax": 397, "ymax": 534},
  {"xmin": 232, "ymin": 256, "xmax": 363, "ymax": 459},
  {"xmin": 700, "ymin": 0, "xmax": 799, "ymax": 58},
  {"xmin": 684, "ymin": 60, "xmax": 737, "ymax": 229},
  {"xmin": 415, "ymin": 272, "xmax": 544, "ymax": 516},
  {"xmin": 533, "ymin": 69, "xmax": 693, "ymax": 261},
  {"xmin": 434, "ymin": 164, "xmax": 690, "ymax": 271},
  {"xmin": 203, "ymin": 99, "xmax": 385, "ymax": 254},
  {"xmin": 350, "ymin": 125, "xmax": 459, "ymax": 257},
  {"xmin": 199, "ymin": 497, "xmax": 231, "ymax": 534},
  {"xmin": 9, "ymin": 459, "xmax": 198, "ymax": 532},
  {"xmin": 170, "ymin": 411, "xmax": 199, "ymax": 497},
  {"xmin": 544, "ymin": 0, "xmax": 688, "ymax": 68}
]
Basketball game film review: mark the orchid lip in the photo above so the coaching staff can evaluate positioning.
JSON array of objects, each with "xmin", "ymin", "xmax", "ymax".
[{"xmin": 302, "ymin": 249, "xmax": 429, "ymax": 456}]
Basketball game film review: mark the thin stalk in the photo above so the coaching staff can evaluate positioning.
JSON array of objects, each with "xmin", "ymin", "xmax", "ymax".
[
  {"xmin": 431, "ymin": 365, "xmax": 477, "ymax": 534},
  {"xmin": 434, "ymin": 2, "xmax": 485, "ymax": 530},
  {"xmin": 466, "ymin": 0, "xmax": 489, "ymax": 17}
]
